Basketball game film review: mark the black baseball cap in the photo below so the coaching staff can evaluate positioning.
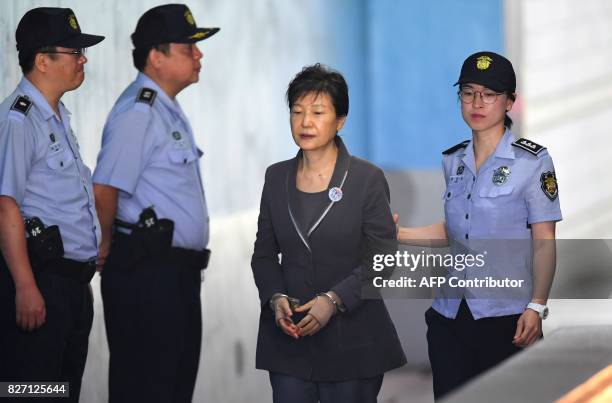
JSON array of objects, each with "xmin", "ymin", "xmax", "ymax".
[
  {"xmin": 16, "ymin": 7, "xmax": 104, "ymax": 55},
  {"xmin": 131, "ymin": 4, "xmax": 220, "ymax": 48},
  {"xmin": 454, "ymin": 51, "xmax": 516, "ymax": 92}
]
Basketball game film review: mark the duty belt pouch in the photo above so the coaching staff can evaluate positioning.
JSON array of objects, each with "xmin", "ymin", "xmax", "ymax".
[
  {"xmin": 114, "ymin": 208, "xmax": 174, "ymax": 268},
  {"xmin": 131, "ymin": 218, "xmax": 174, "ymax": 256},
  {"xmin": 25, "ymin": 217, "xmax": 65, "ymax": 269}
]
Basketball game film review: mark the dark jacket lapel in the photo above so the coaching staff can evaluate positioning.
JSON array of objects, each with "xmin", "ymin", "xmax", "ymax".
[{"xmin": 286, "ymin": 136, "xmax": 352, "ymax": 252}]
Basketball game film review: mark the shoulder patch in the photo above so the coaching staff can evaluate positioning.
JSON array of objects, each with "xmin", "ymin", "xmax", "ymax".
[
  {"xmin": 442, "ymin": 140, "xmax": 470, "ymax": 155},
  {"xmin": 512, "ymin": 138, "xmax": 546, "ymax": 156},
  {"xmin": 10, "ymin": 96, "xmax": 32, "ymax": 116},
  {"xmin": 136, "ymin": 88, "xmax": 157, "ymax": 106}
]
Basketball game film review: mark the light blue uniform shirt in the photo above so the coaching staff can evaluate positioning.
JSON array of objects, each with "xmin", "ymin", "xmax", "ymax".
[
  {"xmin": 0, "ymin": 78, "xmax": 100, "ymax": 261},
  {"xmin": 93, "ymin": 73, "xmax": 209, "ymax": 251},
  {"xmin": 432, "ymin": 130, "xmax": 562, "ymax": 319}
]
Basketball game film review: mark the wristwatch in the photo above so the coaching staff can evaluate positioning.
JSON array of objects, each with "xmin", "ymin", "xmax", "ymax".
[{"xmin": 526, "ymin": 302, "xmax": 549, "ymax": 319}]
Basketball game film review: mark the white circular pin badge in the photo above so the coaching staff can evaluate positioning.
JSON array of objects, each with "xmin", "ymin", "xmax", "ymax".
[{"xmin": 328, "ymin": 187, "xmax": 343, "ymax": 202}]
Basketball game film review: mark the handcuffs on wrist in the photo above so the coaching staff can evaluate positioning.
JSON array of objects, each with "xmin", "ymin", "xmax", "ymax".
[
  {"xmin": 269, "ymin": 293, "xmax": 300, "ymax": 312},
  {"xmin": 316, "ymin": 292, "xmax": 346, "ymax": 313}
]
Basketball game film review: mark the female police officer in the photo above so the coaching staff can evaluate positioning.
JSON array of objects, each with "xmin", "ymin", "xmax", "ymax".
[
  {"xmin": 251, "ymin": 64, "xmax": 406, "ymax": 403},
  {"xmin": 396, "ymin": 51, "xmax": 561, "ymax": 399}
]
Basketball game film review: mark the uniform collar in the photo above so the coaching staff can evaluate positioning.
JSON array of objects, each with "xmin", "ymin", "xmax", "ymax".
[
  {"xmin": 493, "ymin": 130, "xmax": 516, "ymax": 160},
  {"xmin": 17, "ymin": 77, "xmax": 70, "ymax": 122},
  {"xmin": 460, "ymin": 129, "xmax": 515, "ymax": 175},
  {"xmin": 136, "ymin": 72, "xmax": 182, "ymax": 114}
]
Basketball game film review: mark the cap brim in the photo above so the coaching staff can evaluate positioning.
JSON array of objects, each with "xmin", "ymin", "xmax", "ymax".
[
  {"xmin": 58, "ymin": 33, "xmax": 105, "ymax": 49},
  {"xmin": 453, "ymin": 77, "xmax": 506, "ymax": 92},
  {"xmin": 179, "ymin": 27, "xmax": 220, "ymax": 43}
]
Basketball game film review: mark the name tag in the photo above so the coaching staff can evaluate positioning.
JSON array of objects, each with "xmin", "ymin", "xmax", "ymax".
[{"xmin": 449, "ymin": 175, "xmax": 464, "ymax": 184}]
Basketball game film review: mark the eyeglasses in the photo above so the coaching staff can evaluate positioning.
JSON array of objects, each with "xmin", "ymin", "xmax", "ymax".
[
  {"xmin": 38, "ymin": 48, "xmax": 86, "ymax": 57},
  {"xmin": 459, "ymin": 89, "xmax": 503, "ymax": 104}
]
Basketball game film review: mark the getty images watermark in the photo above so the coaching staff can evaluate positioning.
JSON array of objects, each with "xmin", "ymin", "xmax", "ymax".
[{"xmin": 371, "ymin": 251, "xmax": 526, "ymax": 289}]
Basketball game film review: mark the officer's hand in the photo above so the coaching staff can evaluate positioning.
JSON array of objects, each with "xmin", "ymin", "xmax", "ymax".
[
  {"xmin": 273, "ymin": 297, "xmax": 299, "ymax": 339},
  {"xmin": 295, "ymin": 296, "xmax": 334, "ymax": 336},
  {"xmin": 15, "ymin": 284, "xmax": 46, "ymax": 331},
  {"xmin": 513, "ymin": 309, "xmax": 542, "ymax": 348},
  {"xmin": 393, "ymin": 213, "xmax": 400, "ymax": 237},
  {"xmin": 96, "ymin": 240, "xmax": 111, "ymax": 272}
]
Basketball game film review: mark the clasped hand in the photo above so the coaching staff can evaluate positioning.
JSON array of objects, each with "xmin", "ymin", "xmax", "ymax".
[{"xmin": 273, "ymin": 295, "xmax": 336, "ymax": 339}]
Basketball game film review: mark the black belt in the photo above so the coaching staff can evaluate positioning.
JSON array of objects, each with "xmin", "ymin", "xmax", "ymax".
[
  {"xmin": 113, "ymin": 232, "xmax": 210, "ymax": 270},
  {"xmin": 37, "ymin": 258, "xmax": 96, "ymax": 284}
]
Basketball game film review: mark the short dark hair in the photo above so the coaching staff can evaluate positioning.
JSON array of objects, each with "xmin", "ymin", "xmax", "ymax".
[
  {"xmin": 19, "ymin": 46, "xmax": 57, "ymax": 74},
  {"xmin": 286, "ymin": 63, "xmax": 349, "ymax": 117},
  {"xmin": 132, "ymin": 43, "xmax": 171, "ymax": 72}
]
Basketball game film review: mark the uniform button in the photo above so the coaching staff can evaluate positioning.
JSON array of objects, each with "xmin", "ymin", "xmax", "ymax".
[
  {"xmin": 465, "ymin": 214, "xmax": 469, "ymax": 219},
  {"xmin": 467, "ymin": 194, "xmax": 471, "ymax": 199}
]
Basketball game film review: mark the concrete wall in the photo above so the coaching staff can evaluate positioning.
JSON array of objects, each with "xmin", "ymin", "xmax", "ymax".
[{"xmin": 514, "ymin": 0, "xmax": 612, "ymax": 239}]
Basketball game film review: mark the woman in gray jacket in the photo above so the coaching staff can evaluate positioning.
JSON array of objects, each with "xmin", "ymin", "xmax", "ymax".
[{"xmin": 251, "ymin": 64, "xmax": 406, "ymax": 403}]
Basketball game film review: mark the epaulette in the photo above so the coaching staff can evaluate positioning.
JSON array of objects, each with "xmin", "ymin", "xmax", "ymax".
[
  {"xmin": 136, "ymin": 87, "xmax": 157, "ymax": 106},
  {"xmin": 442, "ymin": 140, "xmax": 470, "ymax": 155},
  {"xmin": 10, "ymin": 96, "xmax": 32, "ymax": 116},
  {"xmin": 512, "ymin": 138, "xmax": 546, "ymax": 156}
]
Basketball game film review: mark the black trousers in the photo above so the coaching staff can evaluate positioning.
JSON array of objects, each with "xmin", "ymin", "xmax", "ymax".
[
  {"xmin": 101, "ymin": 242, "xmax": 202, "ymax": 403},
  {"xmin": 425, "ymin": 300, "xmax": 522, "ymax": 400},
  {"xmin": 269, "ymin": 372, "xmax": 384, "ymax": 403},
  {"xmin": 0, "ymin": 259, "xmax": 93, "ymax": 403}
]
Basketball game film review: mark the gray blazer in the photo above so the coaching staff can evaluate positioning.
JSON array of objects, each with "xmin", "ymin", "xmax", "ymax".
[{"xmin": 251, "ymin": 136, "xmax": 406, "ymax": 381}]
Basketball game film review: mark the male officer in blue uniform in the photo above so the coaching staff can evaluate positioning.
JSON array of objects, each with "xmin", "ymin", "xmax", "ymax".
[
  {"xmin": 93, "ymin": 4, "xmax": 218, "ymax": 402},
  {"xmin": 0, "ymin": 7, "xmax": 103, "ymax": 402}
]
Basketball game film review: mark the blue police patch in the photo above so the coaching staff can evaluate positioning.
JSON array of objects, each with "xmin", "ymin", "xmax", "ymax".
[
  {"xmin": 540, "ymin": 171, "xmax": 558, "ymax": 201},
  {"xmin": 492, "ymin": 166, "xmax": 511, "ymax": 186}
]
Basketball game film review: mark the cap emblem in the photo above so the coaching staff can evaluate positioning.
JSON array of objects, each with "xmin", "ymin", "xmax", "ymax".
[
  {"xmin": 68, "ymin": 14, "xmax": 79, "ymax": 31},
  {"xmin": 189, "ymin": 32, "xmax": 206, "ymax": 40},
  {"xmin": 476, "ymin": 55, "xmax": 492, "ymax": 70},
  {"xmin": 184, "ymin": 9, "xmax": 195, "ymax": 26}
]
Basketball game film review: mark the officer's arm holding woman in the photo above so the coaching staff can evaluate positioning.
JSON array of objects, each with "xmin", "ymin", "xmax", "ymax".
[
  {"xmin": 395, "ymin": 52, "xmax": 561, "ymax": 400},
  {"xmin": 395, "ymin": 219, "xmax": 448, "ymax": 247}
]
